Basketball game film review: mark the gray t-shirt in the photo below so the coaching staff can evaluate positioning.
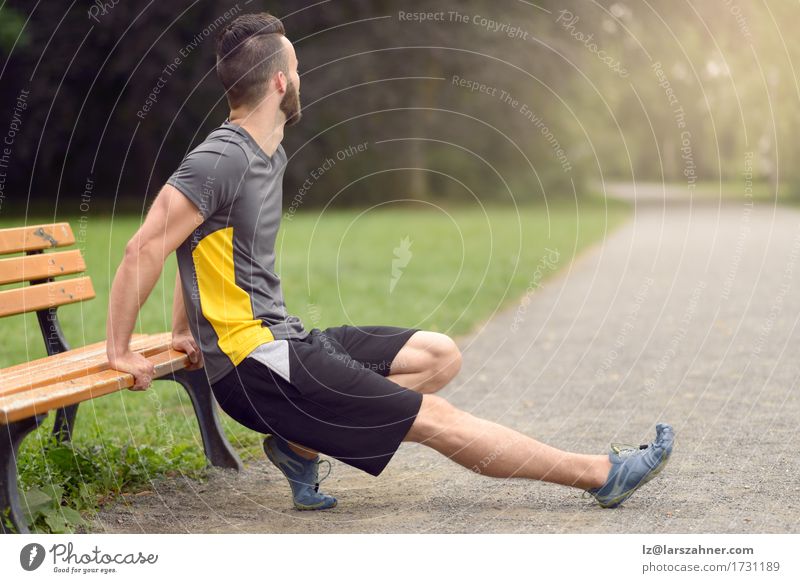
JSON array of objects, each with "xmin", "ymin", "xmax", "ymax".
[{"xmin": 168, "ymin": 120, "xmax": 308, "ymax": 384}]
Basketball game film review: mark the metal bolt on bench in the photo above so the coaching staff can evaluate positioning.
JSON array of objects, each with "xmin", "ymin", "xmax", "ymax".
[{"xmin": 0, "ymin": 223, "xmax": 242, "ymax": 533}]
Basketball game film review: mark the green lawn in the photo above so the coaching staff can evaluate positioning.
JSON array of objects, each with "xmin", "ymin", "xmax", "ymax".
[{"xmin": 1, "ymin": 199, "xmax": 628, "ymax": 531}]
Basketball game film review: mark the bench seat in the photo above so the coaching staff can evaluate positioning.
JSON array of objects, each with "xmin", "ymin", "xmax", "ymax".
[{"xmin": 0, "ymin": 333, "xmax": 189, "ymax": 424}]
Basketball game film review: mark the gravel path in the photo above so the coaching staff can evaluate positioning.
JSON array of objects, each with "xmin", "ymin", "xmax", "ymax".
[{"xmin": 90, "ymin": 187, "xmax": 800, "ymax": 533}]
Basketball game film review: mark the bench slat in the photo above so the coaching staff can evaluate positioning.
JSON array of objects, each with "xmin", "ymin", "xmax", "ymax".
[
  {"xmin": 0, "ymin": 334, "xmax": 148, "ymax": 377},
  {"xmin": 0, "ymin": 224, "xmax": 75, "ymax": 255},
  {"xmin": 0, "ymin": 349, "xmax": 190, "ymax": 424},
  {"xmin": 0, "ymin": 250, "xmax": 86, "ymax": 285},
  {"xmin": 0, "ymin": 333, "xmax": 173, "ymax": 397},
  {"xmin": 0, "ymin": 277, "xmax": 95, "ymax": 317}
]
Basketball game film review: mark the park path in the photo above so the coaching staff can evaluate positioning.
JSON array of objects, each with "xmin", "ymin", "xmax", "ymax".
[{"xmin": 91, "ymin": 184, "xmax": 800, "ymax": 533}]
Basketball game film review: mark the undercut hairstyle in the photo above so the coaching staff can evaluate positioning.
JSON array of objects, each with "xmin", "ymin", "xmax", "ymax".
[{"xmin": 216, "ymin": 12, "xmax": 288, "ymax": 109}]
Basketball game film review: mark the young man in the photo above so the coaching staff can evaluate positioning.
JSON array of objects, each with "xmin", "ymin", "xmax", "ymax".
[{"xmin": 106, "ymin": 12, "xmax": 673, "ymax": 512}]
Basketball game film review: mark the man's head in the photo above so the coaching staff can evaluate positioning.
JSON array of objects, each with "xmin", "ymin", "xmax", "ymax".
[{"xmin": 216, "ymin": 12, "xmax": 301, "ymax": 126}]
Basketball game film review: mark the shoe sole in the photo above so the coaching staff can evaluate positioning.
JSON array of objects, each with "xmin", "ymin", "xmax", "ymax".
[
  {"xmin": 597, "ymin": 450, "xmax": 672, "ymax": 509},
  {"xmin": 294, "ymin": 500, "xmax": 338, "ymax": 511}
]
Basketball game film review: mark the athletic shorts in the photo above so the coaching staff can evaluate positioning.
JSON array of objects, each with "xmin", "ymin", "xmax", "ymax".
[{"xmin": 211, "ymin": 325, "xmax": 424, "ymax": 476}]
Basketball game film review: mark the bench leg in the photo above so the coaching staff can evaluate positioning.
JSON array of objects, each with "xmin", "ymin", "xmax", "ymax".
[
  {"xmin": 164, "ymin": 370, "xmax": 242, "ymax": 471},
  {"xmin": 52, "ymin": 404, "xmax": 79, "ymax": 443},
  {"xmin": 1, "ymin": 415, "xmax": 47, "ymax": 534}
]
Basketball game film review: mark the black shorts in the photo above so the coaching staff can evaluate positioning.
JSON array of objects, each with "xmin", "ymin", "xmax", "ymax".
[{"xmin": 211, "ymin": 325, "xmax": 423, "ymax": 476}]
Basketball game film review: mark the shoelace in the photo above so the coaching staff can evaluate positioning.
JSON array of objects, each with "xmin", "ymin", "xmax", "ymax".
[
  {"xmin": 610, "ymin": 443, "xmax": 649, "ymax": 457},
  {"xmin": 314, "ymin": 459, "xmax": 332, "ymax": 493}
]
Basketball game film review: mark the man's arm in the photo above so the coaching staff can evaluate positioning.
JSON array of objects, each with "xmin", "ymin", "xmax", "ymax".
[
  {"xmin": 106, "ymin": 184, "xmax": 203, "ymax": 389},
  {"xmin": 171, "ymin": 271, "xmax": 203, "ymax": 370}
]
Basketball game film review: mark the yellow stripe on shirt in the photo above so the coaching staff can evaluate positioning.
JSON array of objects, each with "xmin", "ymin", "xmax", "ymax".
[{"xmin": 192, "ymin": 226, "xmax": 274, "ymax": 365}]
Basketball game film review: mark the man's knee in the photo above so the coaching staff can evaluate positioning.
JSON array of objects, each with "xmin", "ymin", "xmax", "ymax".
[
  {"xmin": 404, "ymin": 394, "xmax": 459, "ymax": 443},
  {"xmin": 418, "ymin": 333, "xmax": 462, "ymax": 393}
]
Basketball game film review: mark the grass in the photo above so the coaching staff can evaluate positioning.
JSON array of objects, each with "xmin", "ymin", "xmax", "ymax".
[{"xmin": 0, "ymin": 198, "xmax": 629, "ymax": 531}]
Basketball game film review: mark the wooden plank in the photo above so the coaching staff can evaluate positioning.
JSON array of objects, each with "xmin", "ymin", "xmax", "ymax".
[
  {"xmin": 0, "ymin": 334, "xmax": 149, "ymax": 377},
  {"xmin": 0, "ymin": 224, "xmax": 75, "ymax": 255},
  {"xmin": 0, "ymin": 349, "xmax": 190, "ymax": 424},
  {"xmin": 0, "ymin": 250, "xmax": 86, "ymax": 285},
  {"xmin": 0, "ymin": 333, "xmax": 173, "ymax": 397},
  {"xmin": 0, "ymin": 336, "xmax": 173, "ymax": 394},
  {"xmin": 0, "ymin": 277, "xmax": 95, "ymax": 317}
]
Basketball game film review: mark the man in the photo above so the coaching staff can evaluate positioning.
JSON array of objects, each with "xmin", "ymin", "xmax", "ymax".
[{"xmin": 107, "ymin": 12, "xmax": 673, "ymax": 512}]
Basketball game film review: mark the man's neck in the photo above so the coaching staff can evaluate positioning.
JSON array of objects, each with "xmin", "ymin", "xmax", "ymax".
[{"xmin": 228, "ymin": 104, "xmax": 286, "ymax": 157}]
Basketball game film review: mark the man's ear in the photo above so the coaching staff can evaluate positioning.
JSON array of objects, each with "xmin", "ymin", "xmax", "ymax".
[{"xmin": 274, "ymin": 70, "xmax": 287, "ymax": 95}]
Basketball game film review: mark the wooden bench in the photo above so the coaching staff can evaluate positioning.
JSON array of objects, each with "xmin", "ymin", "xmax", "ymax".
[{"xmin": 0, "ymin": 223, "xmax": 242, "ymax": 533}]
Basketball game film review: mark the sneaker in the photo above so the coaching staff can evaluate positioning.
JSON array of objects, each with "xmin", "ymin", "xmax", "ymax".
[
  {"xmin": 263, "ymin": 434, "xmax": 337, "ymax": 510},
  {"xmin": 585, "ymin": 423, "xmax": 674, "ymax": 508}
]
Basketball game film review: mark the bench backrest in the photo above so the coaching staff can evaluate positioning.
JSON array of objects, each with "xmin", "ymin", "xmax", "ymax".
[
  {"xmin": 0, "ymin": 224, "xmax": 189, "ymax": 426},
  {"xmin": 0, "ymin": 223, "xmax": 95, "ymax": 355}
]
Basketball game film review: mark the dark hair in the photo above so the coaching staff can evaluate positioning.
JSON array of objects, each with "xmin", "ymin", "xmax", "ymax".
[{"xmin": 216, "ymin": 13, "xmax": 287, "ymax": 108}]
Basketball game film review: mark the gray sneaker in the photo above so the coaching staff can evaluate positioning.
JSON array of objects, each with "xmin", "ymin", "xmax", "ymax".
[
  {"xmin": 586, "ymin": 423, "xmax": 674, "ymax": 508},
  {"xmin": 263, "ymin": 434, "xmax": 337, "ymax": 510}
]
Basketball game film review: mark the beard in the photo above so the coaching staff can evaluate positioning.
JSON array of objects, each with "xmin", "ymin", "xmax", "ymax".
[{"xmin": 280, "ymin": 79, "xmax": 302, "ymax": 127}]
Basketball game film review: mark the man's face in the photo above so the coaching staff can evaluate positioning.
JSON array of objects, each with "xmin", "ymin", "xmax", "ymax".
[{"xmin": 280, "ymin": 37, "xmax": 301, "ymax": 127}]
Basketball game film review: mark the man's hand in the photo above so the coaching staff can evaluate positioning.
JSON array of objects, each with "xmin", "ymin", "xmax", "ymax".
[
  {"xmin": 108, "ymin": 351, "xmax": 156, "ymax": 391},
  {"xmin": 172, "ymin": 332, "xmax": 204, "ymax": 370}
]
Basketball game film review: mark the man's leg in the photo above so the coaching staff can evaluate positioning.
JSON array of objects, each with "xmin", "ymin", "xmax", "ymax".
[
  {"xmin": 386, "ymin": 331, "xmax": 462, "ymax": 393},
  {"xmin": 286, "ymin": 442, "xmax": 318, "ymax": 459},
  {"xmin": 286, "ymin": 330, "xmax": 653, "ymax": 496},
  {"xmin": 388, "ymin": 333, "xmax": 617, "ymax": 490},
  {"xmin": 404, "ymin": 395, "xmax": 612, "ymax": 489},
  {"xmin": 284, "ymin": 328, "xmax": 459, "ymax": 458},
  {"xmin": 265, "ymin": 328, "xmax": 457, "ymax": 491}
]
